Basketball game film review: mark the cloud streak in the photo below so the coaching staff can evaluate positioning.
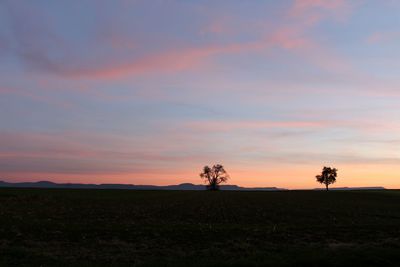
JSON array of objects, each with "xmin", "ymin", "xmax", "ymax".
[{"xmin": 1, "ymin": 0, "xmax": 354, "ymax": 79}]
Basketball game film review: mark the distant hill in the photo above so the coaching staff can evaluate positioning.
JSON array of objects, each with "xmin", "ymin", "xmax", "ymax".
[
  {"xmin": 0, "ymin": 181, "xmax": 287, "ymax": 191},
  {"xmin": 0, "ymin": 181, "xmax": 387, "ymax": 191}
]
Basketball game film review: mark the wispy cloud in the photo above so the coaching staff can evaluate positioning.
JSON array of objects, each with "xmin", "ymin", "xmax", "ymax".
[{"xmin": 2, "ymin": 0, "xmax": 354, "ymax": 79}]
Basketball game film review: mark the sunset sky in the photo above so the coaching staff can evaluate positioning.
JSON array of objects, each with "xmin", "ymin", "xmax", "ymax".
[{"xmin": 1, "ymin": 0, "xmax": 400, "ymax": 189}]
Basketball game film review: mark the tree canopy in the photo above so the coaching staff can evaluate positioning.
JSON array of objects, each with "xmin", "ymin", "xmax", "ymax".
[
  {"xmin": 316, "ymin": 166, "xmax": 337, "ymax": 191},
  {"xmin": 200, "ymin": 164, "xmax": 229, "ymax": 190}
]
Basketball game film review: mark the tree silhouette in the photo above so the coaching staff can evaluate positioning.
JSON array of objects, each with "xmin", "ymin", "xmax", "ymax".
[
  {"xmin": 200, "ymin": 164, "xmax": 229, "ymax": 190},
  {"xmin": 316, "ymin": 166, "xmax": 337, "ymax": 191}
]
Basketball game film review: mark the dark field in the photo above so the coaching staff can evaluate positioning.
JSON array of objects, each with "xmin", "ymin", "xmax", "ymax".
[{"xmin": 1, "ymin": 189, "xmax": 400, "ymax": 266}]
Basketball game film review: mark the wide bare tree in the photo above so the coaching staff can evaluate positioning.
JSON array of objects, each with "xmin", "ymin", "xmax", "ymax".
[
  {"xmin": 316, "ymin": 166, "xmax": 337, "ymax": 191},
  {"xmin": 200, "ymin": 164, "xmax": 229, "ymax": 190}
]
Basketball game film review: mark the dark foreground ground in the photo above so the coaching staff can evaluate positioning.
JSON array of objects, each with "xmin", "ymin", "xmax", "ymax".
[{"xmin": 1, "ymin": 189, "xmax": 400, "ymax": 267}]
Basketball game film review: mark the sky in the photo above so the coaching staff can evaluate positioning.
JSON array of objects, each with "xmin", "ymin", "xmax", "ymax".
[{"xmin": 1, "ymin": 0, "xmax": 400, "ymax": 189}]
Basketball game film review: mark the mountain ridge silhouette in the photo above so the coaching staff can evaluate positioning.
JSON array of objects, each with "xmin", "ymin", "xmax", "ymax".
[
  {"xmin": 0, "ymin": 180, "xmax": 287, "ymax": 191},
  {"xmin": 0, "ymin": 180, "xmax": 386, "ymax": 191}
]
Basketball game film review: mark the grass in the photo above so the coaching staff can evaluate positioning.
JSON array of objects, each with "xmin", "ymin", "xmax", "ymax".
[{"xmin": 1, "ymin": 189, "xmax": 400, "ymax": 266}]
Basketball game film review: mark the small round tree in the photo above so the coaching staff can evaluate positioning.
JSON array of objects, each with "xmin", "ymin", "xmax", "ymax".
[
  {"xmin": 316, "ymin": 166, "xmax": 337, "ymax": 191},
  {"xmin": 200, "ymin": 164, "xmax": 229, "ymax": 191}
]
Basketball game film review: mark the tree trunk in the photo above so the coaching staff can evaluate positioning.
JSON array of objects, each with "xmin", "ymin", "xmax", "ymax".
[
  {"xmin": 208, "ymin": 181, "xmax": 219, "ymax": 191},
  {"xmin": 325, "ymin": 183, "xmax": 329, "ymax": 191}
]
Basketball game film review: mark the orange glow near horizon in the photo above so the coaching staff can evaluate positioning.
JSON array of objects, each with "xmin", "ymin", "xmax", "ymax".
[{"xmin": 2, "ymin": 163, "xmax": 400, "ymax": 189}]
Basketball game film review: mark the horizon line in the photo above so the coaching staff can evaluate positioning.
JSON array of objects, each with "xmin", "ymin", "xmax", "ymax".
[{"xmin": 0, "ymin": 179, "xmax": 389, "ymax": 191}]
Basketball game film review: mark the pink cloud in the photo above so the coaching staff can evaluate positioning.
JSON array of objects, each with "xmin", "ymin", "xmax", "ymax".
[
  {"xmin": 184, "ymin": 118, "xmax": 392, "ymax": 134},
  {"xmin": 5, "ymin": 0, "xmax": 355, "ymax": 84},
  {"xmin": 45, "ymin": 38, "xmax": 272, "ymax": 79},
  {"xmin": 58, "ymin": 45, "xmax": 222, "ymax": 79},
  {"xmin": 50, "ymin": 28, "xmax": 324, "ymax": 80},
  {"xmin": 200, "ymin": 16, "xmax": 234, "ymax": 35},
  {"xmin": 290, "ymin": 0, "xmax": 348, "ymax": 19},
  {"xmin": 0, "ymin": 130, "xmax": 209, "ymax": 172},
  {"xmin": 185, "ymin": 120, "xmax": 329, "ymax": 132},
  {"xmin": 0, "ymin": 130, "xmax": 210, "ymax": 185},
  {"xmin": 292, "ymin": 0, "xmax": 346, "ymax": 11},
  {"xmin": 367, "ymin": 31, "xmax": 400, "ymax": 44}
]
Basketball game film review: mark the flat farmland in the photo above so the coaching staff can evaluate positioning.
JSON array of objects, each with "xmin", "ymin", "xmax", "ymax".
[{"xmin": 1, "ymin": 189, "xmax": 400, "ymax": 266}]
